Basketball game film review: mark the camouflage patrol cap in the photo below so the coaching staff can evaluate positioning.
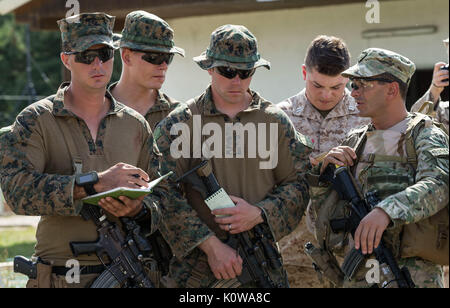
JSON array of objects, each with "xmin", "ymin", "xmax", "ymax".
[
  {"xmin": 57, "ymin": 13, "xmax": 116, "ymax": 52},
  {"xmin": 116, "ymin": 11, "xmax": 185, "ymax": 56},
  {"xmin": 194, "ymin": 24, "xmax": 270, "ymax": 70},
  {"xmin": 342, "ymin": 48, "xmax": 416, "ymax": 85}
]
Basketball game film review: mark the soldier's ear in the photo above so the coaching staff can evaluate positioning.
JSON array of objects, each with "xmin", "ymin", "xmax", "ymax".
[
  {"xmin": 386, "ymin": 82, "xmax": 399, "ymax": 99},
  {"xmin": 121, "ymin": 48, "xmax": 132, "ymax": 66},
  {"xmin": 60, "ymin": 53, "xmax": 72, "ymax": 71},
  {"xmin": 302, "ymin": 65, "xmax": 307, "ymax": 81}
]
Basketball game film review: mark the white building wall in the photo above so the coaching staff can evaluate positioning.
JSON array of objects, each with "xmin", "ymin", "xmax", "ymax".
[{"xmin": 161, "ymin": 0, "xmax": 449, "ymax": 104}]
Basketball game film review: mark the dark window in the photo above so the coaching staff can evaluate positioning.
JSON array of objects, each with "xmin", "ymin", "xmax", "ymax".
[{"xmin": 407, "ymin": 69, "xmax": 449, "ymax": 111}]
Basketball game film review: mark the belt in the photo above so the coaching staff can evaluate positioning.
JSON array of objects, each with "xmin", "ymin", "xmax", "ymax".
[{"xmin": 52, "ymin": 264, "xmax": 106, "ymax": 276}]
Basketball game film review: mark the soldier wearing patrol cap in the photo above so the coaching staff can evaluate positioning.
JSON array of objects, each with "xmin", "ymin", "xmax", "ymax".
[
  {"xmin": 308, "ymin": 48, "xmax": 449, "ymax": 288},
  {"xmin": 411, "ymin": 38, "xmax": 449, "ymax": 132},
  {"xmin": 277, "ymin": 36, "xmax": 371, "ymax": 286},
  {"xmin": 0, "ymin": 13, "xmax": 166, "ymax": 288},
  {"xmin": 110, "ymin": 10, "xmax": 185, "ymax": 130},
  {"xmin": 153, "ymin": 24, "xmax": 313, "ymax": 288}
]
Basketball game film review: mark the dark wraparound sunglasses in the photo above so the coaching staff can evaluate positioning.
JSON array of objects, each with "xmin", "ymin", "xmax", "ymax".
[
  {"xmin": 132, "ymin": 50, "xmax": 174, "ymax": 65},
  {"xmin": 64, "ymin": 47, "xmax": 114, "ymax": 65},
  {"xmin": 215, "ymin": 66, "xmax": 256, "ymax": 80}
]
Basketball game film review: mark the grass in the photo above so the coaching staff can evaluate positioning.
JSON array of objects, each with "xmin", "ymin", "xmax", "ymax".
[{"xmin": 0, "ymin": 227, "xmax": 36, "ymax": 262}]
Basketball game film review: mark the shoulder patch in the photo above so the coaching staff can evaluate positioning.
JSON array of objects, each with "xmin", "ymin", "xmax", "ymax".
[{"xmin": 429, "ymin": 148, "xmax": 449, "ymax": 158}]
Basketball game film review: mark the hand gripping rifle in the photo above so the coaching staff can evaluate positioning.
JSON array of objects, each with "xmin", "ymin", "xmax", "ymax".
[
  {"xmin": 177, "ymin": 161, "xmax": 287, "ymax": 288},
  {"xmin": 319, "ymin": 164, "xmax": 415, "ymax": 288}
]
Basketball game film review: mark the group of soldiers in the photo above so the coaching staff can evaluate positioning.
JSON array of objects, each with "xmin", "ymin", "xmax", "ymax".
[{"xmin": 0, "ymin": 10, "xmax": 448, "ymax": 288}]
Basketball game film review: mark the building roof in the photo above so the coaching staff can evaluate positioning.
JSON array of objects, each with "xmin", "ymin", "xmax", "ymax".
[{"xmin": 2, "ymin": 0, "xmax": 401, "ymax": 30}]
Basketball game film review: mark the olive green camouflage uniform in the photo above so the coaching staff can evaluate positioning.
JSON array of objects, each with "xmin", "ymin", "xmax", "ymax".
[
  {"xmin": 0, "ymin": 13, "xmax": 166, "ymax": 288},
  {"xmin": 153, "ymin": 25, "xmax": 313, "ymax": 288},
  {"xmin": 309, "ymin": 48, "xmax": 449, "ymax": 288}
]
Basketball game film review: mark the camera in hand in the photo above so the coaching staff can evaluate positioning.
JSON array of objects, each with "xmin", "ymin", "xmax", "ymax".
[{"xmin": 440, "ymin": 64, "xmax": 449, "ymax": 83}]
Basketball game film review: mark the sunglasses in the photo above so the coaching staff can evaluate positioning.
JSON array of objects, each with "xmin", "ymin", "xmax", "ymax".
[
  {"xmin": 132, "ymin": 50, "xmax": 174, "ymax": 65},
  {"xmin": 350, "ymin": 77, "xmax": 394, "ymax": 90},
  {"xmin": 64, "ymin": 46, "xmax": 114, "ymax": 65},
  {"xmin": 215, "ymin": 66, "xmax": 256, "ymax": 80}
]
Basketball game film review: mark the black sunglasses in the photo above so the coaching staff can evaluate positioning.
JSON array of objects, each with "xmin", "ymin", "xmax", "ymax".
[
  {"xmin": 350, "ymin": 77, "xmax": 394, "ymax": 90},
  {"xmin": 215, "ymin": 66, "xmax": 256, "ymax": 80},
  {"xmin": 132, "ymin": 50, "xmax": 174, "ymax": 65},
  {"xmin": 64, "ymin": 46, "xmax": 114, "ymax": 65}
]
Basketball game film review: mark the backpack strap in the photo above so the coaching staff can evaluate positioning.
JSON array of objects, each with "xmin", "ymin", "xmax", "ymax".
[
  {"xmin": 416, "ymin": 101, "xmax": 435, "ymax": 116},
  {"xmin": 404, "ymin": 113, "xmax": 431, "ymax": 169}
]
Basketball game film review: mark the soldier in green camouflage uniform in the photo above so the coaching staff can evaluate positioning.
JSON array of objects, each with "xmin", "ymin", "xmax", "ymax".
[
  {"xmin": 308, "ymin": 48, "xmax": 449, "ymax": 288},
  {"xmin": 153, "ymin": 25, "xmax": 313, "ymax": 288},
  {"xmin": 109, "ymin": 10, "xmax": 185, "ymax": 130},
  {"xmin": 0, "ymin": 13, "xmax": 165, "ymax": 288}
]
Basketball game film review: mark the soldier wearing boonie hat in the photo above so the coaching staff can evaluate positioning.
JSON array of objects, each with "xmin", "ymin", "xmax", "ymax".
[
  {"xmin": 0, "ymin": 12, "xmax": 167, "ymax": 288},
  {"xmin": 411, "ymin": 39, "xmax": 449, "ymax": 133},
  {"xmin": 193, "ymin": 24, "xmax": 270, "ymax": 71},
  {"xmin": 152, "ymin": 24, "xmax": 313, "ymax": 288},
  {"xmin": 110, "ymin": 10, "xmax": 185, "ymax": 130}
]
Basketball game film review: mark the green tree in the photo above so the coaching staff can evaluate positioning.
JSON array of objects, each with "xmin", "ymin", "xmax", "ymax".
[
  {"xmin": 0, "ymin": 14, "xmax": 123, "ymax": 127},
  {"xmin": 0, "ymin": 14, "xmax": 61, "ymax": 126}
]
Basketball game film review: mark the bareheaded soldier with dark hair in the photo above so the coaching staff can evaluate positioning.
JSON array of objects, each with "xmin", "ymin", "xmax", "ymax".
[{"xmin": 278, "ymin": 35, "xmax": 370, "ymax": 286}]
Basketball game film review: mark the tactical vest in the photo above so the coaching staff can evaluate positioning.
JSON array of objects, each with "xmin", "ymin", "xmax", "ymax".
[{"xmin": 311, "ymin": 112, "xmax": 449, "ymax": 266}]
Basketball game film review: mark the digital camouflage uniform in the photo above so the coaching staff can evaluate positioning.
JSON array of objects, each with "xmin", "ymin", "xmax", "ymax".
[
  {"xmin": 153, "ymin": 25, "xmax": 313, "ymax": 288},
  {"xmin": 277, "ymin": 89, "xmax": 370, "ymax": 273},
  {"xmin": 308, "ymin": 48, "xmax": 449, "ymax": 288},
  {"xmin": 0, "ymin": 13, "xmax": 165, "ymax": 288},
  {"xmin": 110, "ymin": 10, "xmax": 185, "ymax": 130}
]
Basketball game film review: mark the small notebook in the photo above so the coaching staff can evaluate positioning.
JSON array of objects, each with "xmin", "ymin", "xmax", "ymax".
[
  {"xmin": 82, "ymin": 171, "xmax": 173, "ymax": 206},
  {"xmin": 204, "ymin": 188, "xmax": 235, "ymax": 217}
]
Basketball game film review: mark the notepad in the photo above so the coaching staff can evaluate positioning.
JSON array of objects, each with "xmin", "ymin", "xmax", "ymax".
[
  {"xmin": 82, "ymin": 171, "xmax": 173, "ymax": 206},
  {"xmin": 204, "ymin": 188, "xmax": 235, "ymax": 217}
]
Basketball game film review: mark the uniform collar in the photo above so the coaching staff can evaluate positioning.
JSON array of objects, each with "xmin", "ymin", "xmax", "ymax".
[
  {"xmin": 52, "ymin": 82, "xmax": 123, "ymax": 117},
  {"xmin": 294, "ymin": 88, "xmax": 359, "ymax": 120},
  {"xmin": 198, "ymin": 86, "xmax": 264, "ymax": 116},
  {"xmin": 108, "ymin": 81, "xmax": 173, "ymax": 116}
]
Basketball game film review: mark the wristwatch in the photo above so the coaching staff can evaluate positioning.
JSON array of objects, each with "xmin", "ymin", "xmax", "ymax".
[{"xmin": 75, "ymin": 171, "xmax": 99, "ymax": 196}]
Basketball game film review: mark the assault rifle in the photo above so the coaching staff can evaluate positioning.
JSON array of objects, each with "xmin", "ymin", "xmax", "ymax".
[
  {"xmin": 177, "ymin": 161, "xmax": 287, "ymax": 288},
  {"xmin": 320, "ymin": 164, "xmax": 415, "ymax": 288},
  {"xmin": 70, "ymin": 204, "xmax": 155, "ymax": 288}
]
